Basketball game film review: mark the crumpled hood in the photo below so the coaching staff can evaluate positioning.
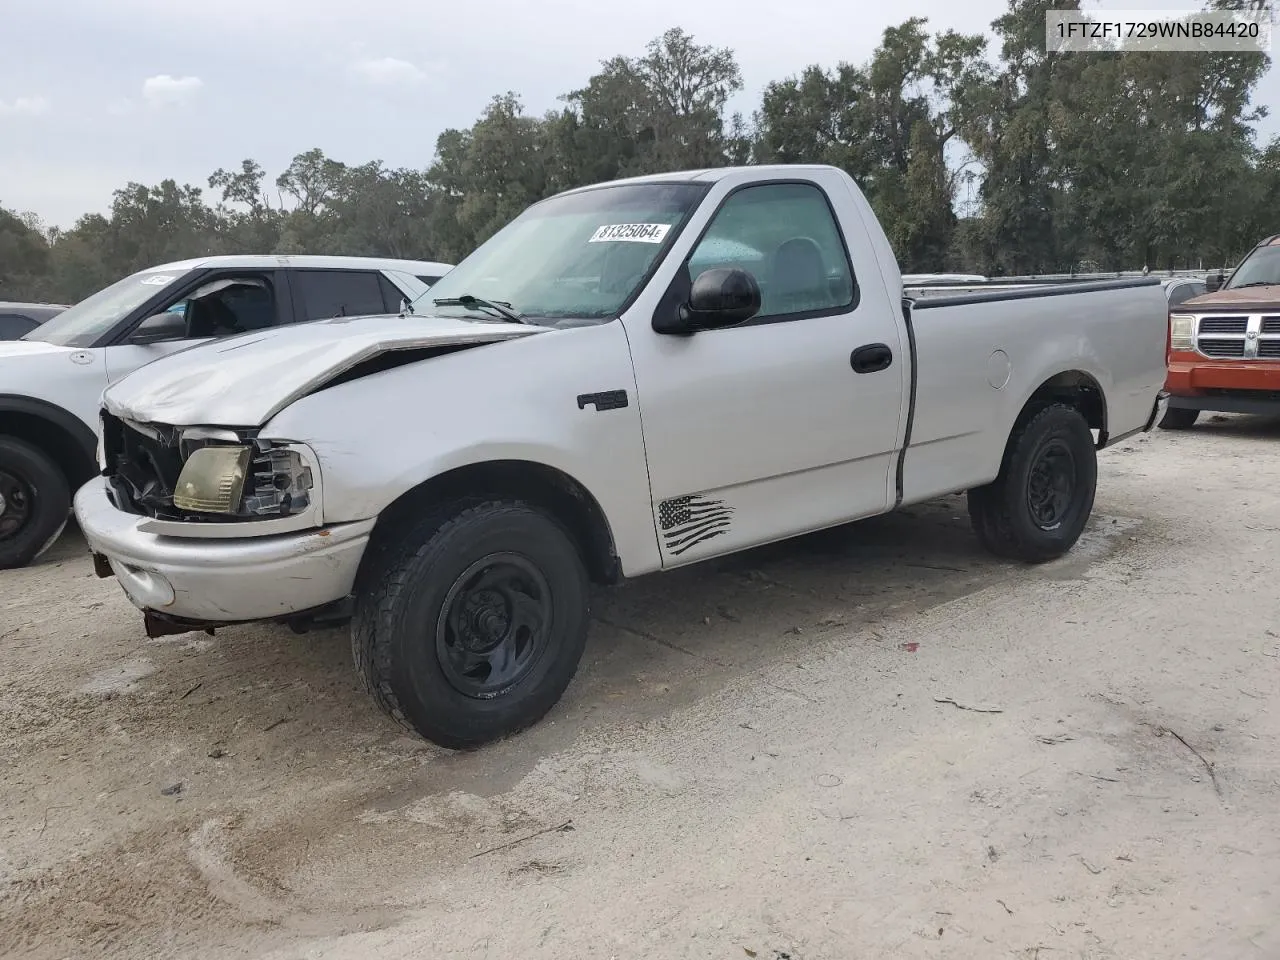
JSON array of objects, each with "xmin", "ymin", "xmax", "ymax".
[{"xmin": 103, "ymin": 312, "xmax": 544, "ymax": 427}]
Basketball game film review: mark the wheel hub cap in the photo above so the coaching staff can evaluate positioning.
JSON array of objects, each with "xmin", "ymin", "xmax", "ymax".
[{"xmin": 463, "ymin": 589, "xmax": 512, "ymax": 650}]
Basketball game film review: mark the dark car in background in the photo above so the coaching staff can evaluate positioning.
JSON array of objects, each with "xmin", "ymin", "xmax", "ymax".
[{"xmin": 0, "ymin": 302, "xmax": 68, "ymax": 340}]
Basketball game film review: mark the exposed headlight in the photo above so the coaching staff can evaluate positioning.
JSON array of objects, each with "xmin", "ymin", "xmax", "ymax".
[
  {"xmin": 174, "ymin": 445, "xmax": 251, "ymax": 514},
  {"xmin": 1169, "ymin": 314, "xmax": 1195, "ymax": 351},
  {"xmin": 172, "ymin": 438, "xmax": 315, "ymax": 518}
]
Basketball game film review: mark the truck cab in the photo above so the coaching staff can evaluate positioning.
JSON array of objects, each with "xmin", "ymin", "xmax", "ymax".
[{"xmin": 1162, "ymin": 234, "xmax": 1280, "ymax": 429}]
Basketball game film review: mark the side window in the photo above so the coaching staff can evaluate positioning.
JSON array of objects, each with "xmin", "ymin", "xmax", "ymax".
[
  {"xmin": 132, "ymin": 274, "xmax": 278, "ymax": 342},
  {"xmin": 416, "ymin": 274, "xmax": 443, "ymax": 285},
  {"xmin": 687, "ymin": 182, "xmax": 857, "ymax": 320},
  {"xmin": 293, "ymin": 270, "xmax": 386, "ymax": 322},
  {"xmin": 0, "ymin": 314, "xmax": 37, "ymax": 339}
]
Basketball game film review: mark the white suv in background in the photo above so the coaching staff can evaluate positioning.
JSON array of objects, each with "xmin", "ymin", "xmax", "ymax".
[{"xmin": 0, "ymin": 254, "xmax": 452, "ymax": 569}]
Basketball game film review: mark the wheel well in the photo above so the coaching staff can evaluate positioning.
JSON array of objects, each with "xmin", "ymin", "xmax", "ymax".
[
  {"xmin": 0, "ymin": 411, "xmax": 97, "ymax": 489},
  {"xmin": 365, "ymin": 460, "xmax": 621, "ymax": 585},
  {"xmin": 1016, "ymin": 371, "xmax": 1108, "ymax": 445}
]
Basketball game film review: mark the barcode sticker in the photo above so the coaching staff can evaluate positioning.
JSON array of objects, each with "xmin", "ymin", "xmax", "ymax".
[{"xmin": 588, "ymin": 223, "xmax": 671, "ymax": 244}]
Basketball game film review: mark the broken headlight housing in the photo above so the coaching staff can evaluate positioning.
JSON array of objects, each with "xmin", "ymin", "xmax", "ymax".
[{"xmin": 174, "ymin": 434, "xmax": 314, "ymax": 519}]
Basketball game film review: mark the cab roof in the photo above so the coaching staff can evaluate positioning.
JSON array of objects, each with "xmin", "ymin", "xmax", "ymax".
[{"xmin": 137, "ymin": 254, "xmax": 454, "ymax": 275}]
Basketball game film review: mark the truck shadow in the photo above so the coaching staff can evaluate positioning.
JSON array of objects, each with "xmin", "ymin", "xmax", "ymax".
[
  {"xmin": 347, "ymin": 495, "xmax": 1016, "ymax": 791},
  {"xmin": 70, "ymin": 495, "xmax": 1011, "ymax": 776},
  {"xmin": 1184, "ymin": 413, "xmax": 1280, "ymax": 439},
  {"xmin": 43, "ymin": 493, "xmax": 1053, "ymax": 789}
]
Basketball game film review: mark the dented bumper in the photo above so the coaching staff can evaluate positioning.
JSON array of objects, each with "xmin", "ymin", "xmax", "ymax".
[{"xmin": 74, "ymin": 478, "xmax": 374, "ymax": 625}]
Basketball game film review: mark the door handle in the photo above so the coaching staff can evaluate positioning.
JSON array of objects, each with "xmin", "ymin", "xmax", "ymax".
[{"xmin": 851, "ymin": 343, "xmax": 893, "ymax": 374}]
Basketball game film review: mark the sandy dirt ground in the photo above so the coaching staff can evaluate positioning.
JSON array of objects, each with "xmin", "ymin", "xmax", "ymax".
[{"xmin": 2, "ymin": 415, "xmax": 1279, "ymax": 960}]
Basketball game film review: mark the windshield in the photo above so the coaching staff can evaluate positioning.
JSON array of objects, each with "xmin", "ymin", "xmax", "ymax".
[
  {"xmin": 1225, "ymin": 243, "xmax": 1280, "ymax": 289},
  {"xmin": 24, "ymin": 268, "xmax": 190, "ymax": 348},
  {"xmin": 413, "ymin": 182, "xmax": 709, "ymax": 324}
]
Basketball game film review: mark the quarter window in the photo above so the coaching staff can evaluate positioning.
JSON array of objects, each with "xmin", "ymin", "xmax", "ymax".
[{"xmin": 687, "ymin": 182, "xmax": 857, "ymax": 320}]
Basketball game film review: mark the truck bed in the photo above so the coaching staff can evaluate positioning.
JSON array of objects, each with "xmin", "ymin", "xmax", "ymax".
[{"xmin": 898, "ymin": 277, "xmax": 1169, "ymax": 506}]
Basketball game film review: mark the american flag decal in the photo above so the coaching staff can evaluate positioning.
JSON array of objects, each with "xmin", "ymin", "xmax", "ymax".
[{"xmin": 657, "ymin": 494, "xmax": 734, "ymax": 556}]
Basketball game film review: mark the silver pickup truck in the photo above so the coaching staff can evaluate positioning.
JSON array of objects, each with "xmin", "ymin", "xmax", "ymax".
[{"xmin": 76, "ymin": 164, "xmax": 1170, "ymax": 748}]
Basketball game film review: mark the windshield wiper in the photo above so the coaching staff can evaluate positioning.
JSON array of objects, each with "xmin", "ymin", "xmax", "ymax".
[
  {"xmin": 432, "ymin": 294, "xmax": 531, "ymax": 325},
  {"xmin": 1228, "ymin": 281, "xmax": 1280, "ymax": 289}
]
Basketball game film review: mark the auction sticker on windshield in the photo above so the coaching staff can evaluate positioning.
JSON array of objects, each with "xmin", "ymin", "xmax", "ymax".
[{"xmin": 589, "ymin": 223, "xmax": 671, "ymax": 243}]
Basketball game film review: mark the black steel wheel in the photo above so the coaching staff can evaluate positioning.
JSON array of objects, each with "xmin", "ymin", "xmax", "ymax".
[
  {"xmin": 968, "ymin": 403, "xmax": 1097, "ymax": 563},
  {"xmin": 435, "ymin": 554, "xmax": 553, "ymax": 699},
  {"xmin": 353, "ymin": 499, "xmax": 590, "ymax": 749},
  {"xmin": 1025, "ymin": 439, "xmax": 1077, "ymax": 531},
  {"xmin": 0, "ymin": 436, "xmax": 70, "ymax": 570}
]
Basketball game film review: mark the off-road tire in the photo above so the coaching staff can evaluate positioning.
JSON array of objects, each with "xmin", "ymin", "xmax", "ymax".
[
  {"xmin": 1158, "ymin": 406, "xmax": 1199, "ymax": 430},
  {"xmin": 352, "ymin": 499, "xmax": 590, "ymax": 749},
  {"xmin": 967, "ymin": 403, "xmax": 1097, "ymax": 564},
  {"xmin": 0, "ymin": 435, "xmax": 70, "ymax": 571}
]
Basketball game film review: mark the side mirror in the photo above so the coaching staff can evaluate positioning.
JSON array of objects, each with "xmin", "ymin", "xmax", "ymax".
[
  {"xmin": 130, "ymin": 312, "xmax": 187, "ymax": 344},
  {"xmin": 1205, "ymin": 271, "xmax": 1223, "ymax": 293},
  {"xmin": 679, "ymin": 267, "xmax": 761, "ymax": 331}
]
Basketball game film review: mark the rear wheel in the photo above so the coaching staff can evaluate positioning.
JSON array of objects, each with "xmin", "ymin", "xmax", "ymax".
[
  {"xmin": 0, "ymin": 436, "xmax": 70, "ymax": 570},
  {"xmin": 352, "ymin": 499, "xmax": 590, "ymax": 749},
  {"xmin": 968, "ymin": 404, "xmax": 1097, "ymax": 564},
  {"xmin": 1158, "ymin": 406, "xmax": 1199, "ymax": 430}
]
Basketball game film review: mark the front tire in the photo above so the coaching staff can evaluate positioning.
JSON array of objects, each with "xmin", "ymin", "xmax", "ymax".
[
  {"xmin": 0, "ymin": 436, "xmax": 71, "ymax": 571},
  {"xmin": 1158, "ymin": 406, "xmax": 1199, "ymax": 430},
  {"xmin": 968, "ymin": 403, "xmax": 1098, "ymax": 564},
  {"xmin": 352, "ymin": 500, "xmax": 590, "ymax": 749}
]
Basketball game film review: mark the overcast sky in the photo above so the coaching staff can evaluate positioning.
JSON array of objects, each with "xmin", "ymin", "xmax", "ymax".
[{"xmin": 1, "ymin": 0, "xmax": 1275, "ymax": 227}]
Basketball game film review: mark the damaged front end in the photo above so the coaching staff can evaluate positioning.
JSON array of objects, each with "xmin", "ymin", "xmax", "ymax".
[
  {"xmin": 99, "ymin": 412, "xmax": 322, "ymax": 534},
  {"xmin": 88, "ymin": 412, "xmax": 365, "ymax": 636}
]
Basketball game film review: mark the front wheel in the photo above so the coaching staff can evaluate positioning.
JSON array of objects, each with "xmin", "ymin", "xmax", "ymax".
[
  {"xmin": 352, "ymin": 500, "xmax": 590, "ymax": 749},
  {"xmin": 968, "ymin": 403, "xmax": 1098, "ymax": 564},
  {"xmin": 0, "ymin": 435, "xmax": 71, "ymax": 571},
  {"xmin": 1158, "ymin": 406, "xmax": 1199, "ymax": 430}
]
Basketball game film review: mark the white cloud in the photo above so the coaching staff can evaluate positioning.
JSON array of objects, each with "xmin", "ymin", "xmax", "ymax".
[
  {"xmin": 141, "ymin": 74, "xmax": 204, "ymax": 107},
  {"xmin": 0, "ymin": 96, "xmax": 51, "ymax": 118},
  {"xmin": 349, "ymin": 57, "xmax": 428, "ymax": 86}
]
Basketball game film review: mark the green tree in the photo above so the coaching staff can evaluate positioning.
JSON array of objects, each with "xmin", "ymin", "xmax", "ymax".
[
  {"xmin": 755, "ymin": 18, "xmax": 986, "ymax": 269},
  {"xmin": 0, "ymin": 207, "xmax": 52, "ymax": 299},
  {"xmin": 562, "ymin": 27, "xmax": 744, "ymax": 178}
]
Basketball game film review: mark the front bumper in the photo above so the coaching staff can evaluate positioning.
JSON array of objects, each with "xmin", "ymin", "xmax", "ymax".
[
  {"xmin": 74, "ymin": 478, "xmax": 375, "ymax": 625},
  {"xmin": 1166, "ymin": 358, "xmax": 1280, "ymax": 396}
]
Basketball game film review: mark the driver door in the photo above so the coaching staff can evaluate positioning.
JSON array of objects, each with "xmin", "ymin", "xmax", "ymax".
[
  {"xmin": 103, "ymin": 270, "xmax": 286, "ymax": 384},
  {"xmin": 622, "ymin": 177, "xmax": 908, "ymax": 568}
]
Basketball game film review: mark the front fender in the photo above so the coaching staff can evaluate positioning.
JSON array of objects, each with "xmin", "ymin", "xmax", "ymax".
[{"xmin": 262, "ymin": 321, "xmax": 663, "ymax": 576}]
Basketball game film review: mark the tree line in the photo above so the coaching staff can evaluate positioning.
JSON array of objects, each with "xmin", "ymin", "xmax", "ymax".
[{"xmin": 3, "ymin": 0, "xmax": 1278, "ymax": 304}]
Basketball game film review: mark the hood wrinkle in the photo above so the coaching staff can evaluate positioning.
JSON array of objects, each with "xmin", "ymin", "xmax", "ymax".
[{"xmin": 102, "ymin": 313, "xmax": 543, "ymax": 427}]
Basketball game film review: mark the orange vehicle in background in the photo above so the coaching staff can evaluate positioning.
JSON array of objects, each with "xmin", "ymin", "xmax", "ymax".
[{"xmin": 1162, "ymin": 234, "xmax": 1280, "ymax": 429}]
